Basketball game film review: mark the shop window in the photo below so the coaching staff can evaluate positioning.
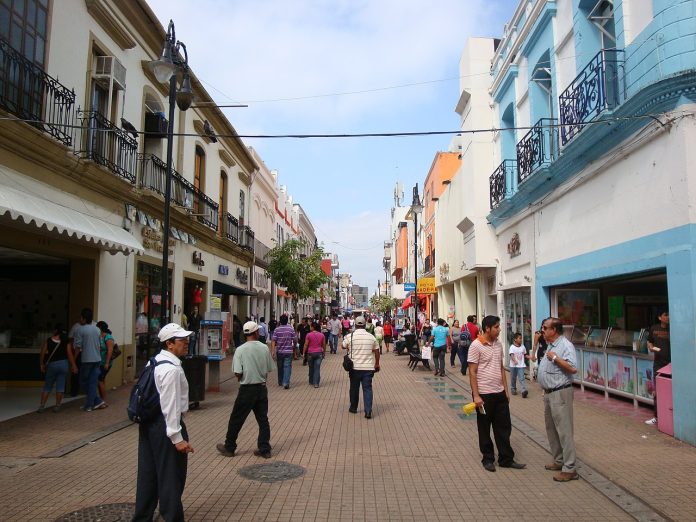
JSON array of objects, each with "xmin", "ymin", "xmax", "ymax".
[
  {"xmin": 135, "ymin": 262, "xmax": 171, "ymax": 371},
  {"xmin": 504, "ymin": 290, "xmax": 532, "ymax": 352}
]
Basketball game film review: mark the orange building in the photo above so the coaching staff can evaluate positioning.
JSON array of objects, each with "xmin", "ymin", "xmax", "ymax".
[{"xmin": 420, "ymin": 151, "xmax": 460, "ymax": 319}]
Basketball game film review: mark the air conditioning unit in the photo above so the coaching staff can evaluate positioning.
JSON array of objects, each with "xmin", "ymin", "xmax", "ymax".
[{"xmin": 93, "ymin": 56, "xmax": 126, "ymax": 91}]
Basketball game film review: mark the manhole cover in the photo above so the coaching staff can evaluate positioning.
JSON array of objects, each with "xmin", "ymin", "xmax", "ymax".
[
  {"xmin": 238, "ymin": 461, "xmax": 305, "ymax": 483},
  {"xmin": 53, "ymin": 503, "xmax": 135, "ymax": 522}
]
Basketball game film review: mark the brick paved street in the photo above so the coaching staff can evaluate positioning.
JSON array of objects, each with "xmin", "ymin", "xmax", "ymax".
[{"xmin": 1, "ymin": 350, "xmax": 694, "ymax": 521}]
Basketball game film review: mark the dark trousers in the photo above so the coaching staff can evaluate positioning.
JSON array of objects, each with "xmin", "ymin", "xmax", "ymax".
[
  {"xmin": 476, "ymin": 391, "xmax": 515, "ymax": 466},
  {"xmin": 133, "ymin": 415, "xmax": 188, "ymax": 522},
  {"xmin": 460, "ymin": 346, "xmax": 469, "ymax": 374},
  {"xmin": 349, "ymin": 370, "xmax": 374, "ymax": 414},
  {"xmin": 69, "ymin": 353, "xmax": 81, "ymax": 396},
  {"xmin": 224, "ymin": 384, "xmax": 271, "ymax": 453}
]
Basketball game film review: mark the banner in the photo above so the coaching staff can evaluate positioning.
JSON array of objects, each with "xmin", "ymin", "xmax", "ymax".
[{"xmin": 417, "ymin": 277, "xmax": 436, "ymax": 294}]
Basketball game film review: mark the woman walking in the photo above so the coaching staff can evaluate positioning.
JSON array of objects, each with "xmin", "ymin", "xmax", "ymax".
[
  {"xmin": 37, "ymin": 324, "xmax": 73, "ymax": 413},
  {"xmin": 420, "ymin": 319, "xmax": 432, "ymax": 349},
  {"xmin": 383, "ymin": 320, "xmax": 393, "ymax": 353},
  {"xmin": 431, "ymin": 318, "xmax": 449, "ymax": 376},
  {"xmin": 96, "ymin": 321, "xmax": 115, "ymax": 406},
  {"xmin": 374, "ymin": 321, "xmax": 384, "ymax": 354},
  {"xmin": 303, "ymin": 321, "xmax": 326, "ymax": 388},
  {"xmin": 450, "ymin": 319, "xmax": 462, "ymax": 368}
]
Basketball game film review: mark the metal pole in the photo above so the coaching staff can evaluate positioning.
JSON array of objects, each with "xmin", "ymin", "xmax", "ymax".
[
  {"xmin": 160, "ymin": 74, "xmax": 177, "ymax": 328},
  {"xmin": 413, "ymin": 210, "xmax": 418, "ymax": 328}
]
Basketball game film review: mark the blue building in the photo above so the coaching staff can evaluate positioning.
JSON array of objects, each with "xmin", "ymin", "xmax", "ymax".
[{"xmin": 487, "ymin": 0, "xmax": 696, "ymax": 444}]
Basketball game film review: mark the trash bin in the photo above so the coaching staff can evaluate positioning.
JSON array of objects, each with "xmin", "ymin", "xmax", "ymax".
[
  {"xmin": 656, "ymin": 363, "xmax": 673, "ymax": 436},
  {"xmin": 182, "ymin": 355, "xmax": 207, "ymax": 408}
]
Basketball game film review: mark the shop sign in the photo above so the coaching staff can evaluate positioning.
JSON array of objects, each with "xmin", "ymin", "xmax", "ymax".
[
  {"xmin": 507, "ymin": 233, "xmax": 521, "ymax": 258},
  {"xmin": 236, "ymin": 267, "xmax": 248, "ymax": 285},
  {"xmin": 210, "ymin": 294, "xmax": 222, "ymax": 313},
  {"xmin": 417, "ymin": 277, "xmax": 436, "ymax": 294},
  {"xmin": 192, "ymin": 251, "xmax": 205, "ymax": 271},
  {"xmin": 218, "ymin": 264, "xmax": 229, "ymax": 276},
  {"xmin": 254, "ymin": 267, "xmax": 270, "ymax": 290},
  {"xmin": 141, "ymin": 225, "xmax": 174, "ymax": 255}
]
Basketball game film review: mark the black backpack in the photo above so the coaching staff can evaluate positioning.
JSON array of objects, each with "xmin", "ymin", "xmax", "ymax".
[
  {"xmin": 460, "ymin": 326, "xmax": 472, "ymax": 349},
  {"xmin": 127, "ymin": 357, "xmax": 173, "ymax": 423}
]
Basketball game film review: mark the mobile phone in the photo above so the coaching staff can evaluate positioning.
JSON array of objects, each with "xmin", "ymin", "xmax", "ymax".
[{"xmin": 479, "ymin": 404, "xmax": 486, "ymax": 415}]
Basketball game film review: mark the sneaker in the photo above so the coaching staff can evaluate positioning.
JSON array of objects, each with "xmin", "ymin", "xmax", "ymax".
[
  {"xmin": 364, "ymin": 412, "xmax": 372, "ymax": 419},
  {"xmin": 84, "ymin": 407, "xmax": 94, "ymax": 412},
  {"xmin": 52, "ymin": 405, "xmax": 62, "ymax": 413},
  {"xmin": 284, "ymin": 385, "xmax": 290, "ymax": 390},
  {"xmin": 314, "ymin": 385, "xmax": 319, "ymax": 388},
  {"xmin": 253, "ymin": 449, "xmax": 272, "ymax": 459},
  {"xmin": 36, "ymin": 406, "xmax": 45, "ymax": 414},
  {"xmin": 645, "ymin": 417, "xmax": 657, "ymax": 425},
  {"xmin": 216, "ymin": 443, "xmax": 236, "ymax": 457},
  {"xmin": 348, "ymin": 408, "xmax": 357, "ymax": 414},
  {"xmin": 522, "ymin": 391, "xmax": 528, "ymax": 398},
  {"xmin": 95, "ymin": 401, "xmax": 108, "ymax": 410},
  {"xmin": 483, "ymin": 462, "xmax": 496, "ymax": 472}
]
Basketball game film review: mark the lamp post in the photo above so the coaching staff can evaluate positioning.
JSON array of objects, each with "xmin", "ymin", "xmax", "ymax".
[
  {"xmin": 410, "ymin": 184, "xmax": 424, "ymax": 328},
  {"xmin": 149, "ymin": 20, "xmax": 194, "ymax": 328}
]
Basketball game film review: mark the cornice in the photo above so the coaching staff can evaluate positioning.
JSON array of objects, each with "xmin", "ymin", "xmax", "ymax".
[
  {"xmin": 219, "ymin": 149, "xmax": 236, "ymax": 168},
  {"xmin": 85, "ymin": 0, "xmax": 136, "ymax": 50}
]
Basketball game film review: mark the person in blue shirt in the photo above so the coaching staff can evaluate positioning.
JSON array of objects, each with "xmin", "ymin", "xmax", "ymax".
[{"xmin": 431, "ymin": 318, "xmax": 449, "ymax": 376}]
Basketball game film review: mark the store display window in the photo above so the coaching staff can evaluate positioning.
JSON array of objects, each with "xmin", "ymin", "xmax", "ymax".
[
  {"xmin": 504, "ymin": 290, "xmax": 532, "ymax": 351},
  {"xmin": 135, "ymin": 262, "xmax": 171, "ymax": 370}
]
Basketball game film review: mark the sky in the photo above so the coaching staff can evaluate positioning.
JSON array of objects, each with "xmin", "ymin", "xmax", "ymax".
[{"xmin": 147, "ymin": 0, "xmax": 519, "ymax": 296}]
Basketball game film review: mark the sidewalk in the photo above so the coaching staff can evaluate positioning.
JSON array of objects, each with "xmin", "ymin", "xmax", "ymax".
[{"xmin": 0, "ymin": 351, "xmax": 692, "ymax": 521}]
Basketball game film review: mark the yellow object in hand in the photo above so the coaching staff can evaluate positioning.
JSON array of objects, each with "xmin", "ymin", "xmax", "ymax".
[{"xmin": 462, "ymin": 402, "xmax": 477, "ymax": 415}]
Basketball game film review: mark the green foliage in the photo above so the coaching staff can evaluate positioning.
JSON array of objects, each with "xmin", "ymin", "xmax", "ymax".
[
  {"xmin": 369, "ymin": 294, "xmax": 402, "ymax": 315},
  {"xmin": 265, "ymin": 238, "xmax": 331, "ymax": 304}
]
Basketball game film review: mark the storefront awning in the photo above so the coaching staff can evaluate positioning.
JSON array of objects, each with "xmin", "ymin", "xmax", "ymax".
[
  {"xmin": 212, "ymin": 280, "xmax": 257, "ymax": 296},
  {"xmin": 0, "ymin": 183, "xmax": 144, "ymax": 255}
]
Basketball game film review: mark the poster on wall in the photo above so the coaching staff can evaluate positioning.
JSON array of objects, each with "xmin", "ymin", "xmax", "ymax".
[
  {"xmin": 556, "ymin": 289, "xmax": 600, "ymax": 326},
  {"xmin": 607, "ymin": 353, "xmax": 634, "ymax": 394},
  {"xmin": 636, "ymin": 358, "xmax": 655, "ymax": 401},
  {"xmin": 583, "ymin": 350, "xmax": 606, "ymax": 386},
  {"xmin": 573, "ymin": 348, "xmax": 582, "ymax": 382}
]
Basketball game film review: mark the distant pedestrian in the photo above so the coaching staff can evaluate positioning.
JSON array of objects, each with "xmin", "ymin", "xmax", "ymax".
[
  {"xmin": 374, "ymin": 321, "xmax": 384, "ymax": 354},
  {"xmin": 341, "ymin": 315, "xmax": 351, "ymax": 336},
  {"xmin": 258, "ymin": 317, "xmax": 268, "ymax": 344},
  {"xmin": 645, "ymin": 310, "xmax": 670, "ymax": 426},
  {"xmin": 466, "ymin": 315, "xmax": 479, "ymax": 340},
  {"xmin": 217, "ymin": 321, "xmax": 275, "ymax": 459},
  {"xmin": 366, "ymin": 317, "xmax": 375, "ymax": 335},
  {"xmin": 537, "ymin": 317, "xmax": 578, "ymax": 482},
  {"xmin": 70, "ymin": 308, "xmax": 106, "ymax": 412},
  {"xmin": 188, "ymin": 306, "xmax": 202, "ymax": 355},
  {"xmin": 298, "ymin": 317, "xmax": 311, "ymax": 363},
  {"xmin": 530, "ymin": 325, "xmax": 548, "ymax": 381},
  {"xmin": 96, "ymin": 321, "xmax": 115, "ymax": 406},
  {"xmin": 37, "ymin": 324, "xmax": 73, "ymax": 413},
  {"xmin": 467, "ymin": 315, "xmax": 526, "ymax": 472},
  {"xmin": 383, "ymin": 320, "xmax": 393, "ymax": 352},
  {"xmin": 431, "ymin": 319, "xmax": 449, "ymax": 376},
  {"xmin": 449, "ymin": 319, "xmax": 462, "ymax": 368},
  {"xmin": 272, "ymin": 315, "xmax": 296, "ymax": 389},
  {"xmin": 508, "ymin": 332, "xmax": 528, "ymax": 398},
  {"xmin": 303, "ymin": 321, "xmax": 326, "ymax": 388},
  {"xmin": 420, "ymin": 319, "xmax": 432, "ymax": 348},
  {"xmin": 328, "ymin": 314, "xmax": 341, "ymax": 354},
  {"xmin": 133, "ymin": 323, "xmax": 194, "ymax": 522},
  {"xmin": 268, "ymin": 316, "xmax": 278, "ymax": 337},
  {"xmin": 343, "ymin": 316, "xmax": 380, "ymax": 418}
]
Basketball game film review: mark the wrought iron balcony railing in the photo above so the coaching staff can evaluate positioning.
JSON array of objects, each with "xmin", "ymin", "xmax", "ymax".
[
  {"xmin": 225, "ymin": 212, "xmax": 239, "ymax": 243},
  {"xmin": 192, "ymin": 189, "xmax": 219, "ymax": 232},
  {"xmin": 516, "ymin": 118, "xmax": 558, "ymax": 184},
  {"xmin": 79, "ymin": 110, "xmax": 138, "ymax": 183},
  {"xmin": 559, "ymin": 48, "xmax": 625, "ymax": 146},
  {"xmin": 240, "ymin": 225, "xmax": 255, "ymax": 251},
  {"xmin": 424, "ymin": 254, "xmax": 434, "ymax": 273},
  {"xmin": 254, "ymin": 238, "xmax": 272, "ymax": 264},
  {"xmin": 489, "ymin": 159, "xmax": 516, "ymax": 210},
  {"xmin": 0, "ymin": 36, "xmax": 76, "ymax": 146}
]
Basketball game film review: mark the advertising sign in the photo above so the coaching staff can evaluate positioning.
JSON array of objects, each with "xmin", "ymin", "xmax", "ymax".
[
  {"xmin": 417, "ymin": 277, "xmax": 436, "ymax": 294},
  {"xmin": 404, "ymin": 282, "xmax": 416, "ymax": 292}
]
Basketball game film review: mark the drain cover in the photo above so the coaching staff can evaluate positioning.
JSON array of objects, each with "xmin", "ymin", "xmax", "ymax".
[
  {"xmin": 53, "ymin": 503, "xmax": 134, "ymax": 522},
  {"xmin": 238, "ymin": 461, "xmax": 305, "ymax": 483}
]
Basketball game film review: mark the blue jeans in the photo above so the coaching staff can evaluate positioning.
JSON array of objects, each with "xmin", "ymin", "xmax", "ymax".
[
  {"xmin": 188, "ymin": 333, "xmax": 198, "ymax": 355},
  {"xmin": 276, "ymin": 353, "xmax": 293, "ymax": 386},
  {"xmin": 328, "ymin": 334, "xmax": 339, "ymax": 353},
  {"xmin": 43, "ymin": 359, "xmax": 69, "ymax": 393},
  {"xmin": 80, "ymin": 362, "xmax": 103, "ymax": 409},
  {"xmin": 510, "ymin": 367, "xmax": 527, "ymax": 392},
  {"xmin": 308, "ymin": 354, "xmax": 323, "ymax": 385},
  {"xmin": 349, "ymin": 370, "xmax": 374, "ymax": 414}
]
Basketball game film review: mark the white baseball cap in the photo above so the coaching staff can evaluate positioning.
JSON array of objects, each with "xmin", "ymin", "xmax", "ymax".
[
  {"xmin": 243, "ymin": 321, "xmax": 260, "ymax": 334},
  {"xmin": 158, "ymin": 323, "xmax": 193, "ymax": 342}
]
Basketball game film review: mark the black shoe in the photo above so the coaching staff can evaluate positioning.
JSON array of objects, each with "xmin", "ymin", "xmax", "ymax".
[
  {"xmin": 348, "ymin": 408, "xmax": 357, "ymax": 414},
  {"xmin": 483, "ymin": 462, "xmax": 496, "ymax": 472},
  {"xmin": 500, "ymin": 461, "xmax": 526, "ymax": 469},
  {"xmin": 216, "ymin": 443, "xmax": 236, "ymax": 457},
  {"xmin": 364, "ymin": 412, "xmax": 372, "ymax": 419},
  {"xmin": 522, "ymin": 391, "xmax": 528, "ymax": 398},
  {"xmin": 254, "ymin": 449, "xmax": 272, "ymax": 459},
  {"xmin": 284, "ymin": 385, "xmax": 290, "ymax": 389}
]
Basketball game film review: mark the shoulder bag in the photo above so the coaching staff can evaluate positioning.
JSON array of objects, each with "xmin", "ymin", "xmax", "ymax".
[{"xmin": 343, "ymin": 332, "xmax": 354, "ymax": 372}]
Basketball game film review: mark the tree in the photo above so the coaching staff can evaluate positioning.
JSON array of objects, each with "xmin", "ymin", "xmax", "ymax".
[
  {"xmin": 369, "ymin": 294, "xmax": 402, "ymax": 316},
  {"xmin": 265, "ymin": 238, "xmax": 330, "ymax": 316}
]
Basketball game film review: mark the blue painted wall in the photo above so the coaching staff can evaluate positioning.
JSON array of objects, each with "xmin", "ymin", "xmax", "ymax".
[{"xmin": 536, "ymin": 224, "xmax": 696, "ymax": 445}]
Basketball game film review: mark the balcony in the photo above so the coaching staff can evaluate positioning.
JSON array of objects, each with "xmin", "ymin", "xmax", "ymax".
[
  {"xmin": 489, "ymin": 159, "xmax": 516, "ymax": 210},
  {"xmin": 424, "ymin": 252, "xmax": 435, "ymax": 273},
  {"xmin": 559, "ymin": 49, "xmax": 625, "ymax": 146},
  {"xmin": 254, "ymin": 238, "xmax": 272, "ymax": 267},
  {"xmin": 240, "ymin": 225, "xmax": 254, "ymax": 252},
  {"xmin": 0, "ymin": 36, "xmax": 76, "ymax": 146},
  {"xmin": 225, "ymin": 212, "xmax": 239, "ymax": 243},
  {"xmin": 79, "ymin": 110, "xmax": 138, "ymax": 183},
  {"xmin": 516, "ymin": 118, "xmax": 558, "ymax": 184}
]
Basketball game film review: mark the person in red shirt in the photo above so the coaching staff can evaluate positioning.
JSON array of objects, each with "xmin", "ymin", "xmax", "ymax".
[
  {"xmin": 466, "ymin": 315, "xmax": 479, "ymax": 340},
  {"xmin": 382, "ymin": 320, "xmax": 393, "ymax": 352}
]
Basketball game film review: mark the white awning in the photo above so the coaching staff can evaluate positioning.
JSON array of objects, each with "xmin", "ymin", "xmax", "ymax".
[{"xmin": 0, "ymin": 183, "xmax": 144, "ymax": 255}]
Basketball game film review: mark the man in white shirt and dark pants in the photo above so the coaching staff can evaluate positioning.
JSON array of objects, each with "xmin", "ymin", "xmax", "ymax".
[
  {"xmin": 133, "ymin": 323, "xmax": 194, "ymax": 522},
  {"xmin": 343, "ymin": 316, "xmax": 380, "ymax": 419}
]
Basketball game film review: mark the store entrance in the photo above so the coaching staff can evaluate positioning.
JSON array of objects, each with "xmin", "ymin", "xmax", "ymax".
[{"xmin": 135, "ymin": 261, "xmax": 171, "ymax": 372}]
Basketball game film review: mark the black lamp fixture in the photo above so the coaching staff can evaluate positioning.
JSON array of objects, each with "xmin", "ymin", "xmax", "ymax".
[
  {"xmin": 410, "ymin": 184, "xmax": 423, "ymax": 326},
  {"xmin": 148, "ymin": 20, "xmax": 194, "ymax": 327}
]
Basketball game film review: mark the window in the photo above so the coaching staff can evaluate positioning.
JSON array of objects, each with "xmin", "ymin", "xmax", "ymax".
[
  {"xmin": 219, "ymin": 171, "xmax": 227, "ymax": 235},
  {"xmin": 239, "ymin": 190, "xmax": 245, "ymax": 226},
  {"xmin": 193, "ymin": 146, "xmax": 205, "ymax": 214},
  {"xmin": 0, "ymin": 0, "xmax": 49, "ymax": 68}
]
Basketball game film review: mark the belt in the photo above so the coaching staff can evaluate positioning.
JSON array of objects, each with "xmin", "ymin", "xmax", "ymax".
[
  {"xmin": 240, "ymin": 382, "xmax": 266, "ymax": 387},
  {"xmin": 544, "ymin": 383, "xmax": 573, "ymax": 394}
]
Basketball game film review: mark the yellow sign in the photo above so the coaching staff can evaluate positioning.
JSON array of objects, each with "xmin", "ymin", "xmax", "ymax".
[{"xmin": 417, "ymin": 277, "xmax": 436, "ymax": 294}]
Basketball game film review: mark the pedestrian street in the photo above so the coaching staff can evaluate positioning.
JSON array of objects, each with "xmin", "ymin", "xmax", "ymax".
[{"xmin": 3, "ymin": 347, "xmax": 694, "ymax": 521}]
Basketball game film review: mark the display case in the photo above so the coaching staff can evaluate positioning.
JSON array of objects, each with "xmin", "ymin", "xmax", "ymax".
[{"xmin": 606, "ymin": 329, "xmax": 643, "ymax": 353}]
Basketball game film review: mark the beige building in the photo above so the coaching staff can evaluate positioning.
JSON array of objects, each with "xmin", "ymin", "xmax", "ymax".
[{"xmin": 0, "ymin": 0, "xmax": 258, "ymax": 405}]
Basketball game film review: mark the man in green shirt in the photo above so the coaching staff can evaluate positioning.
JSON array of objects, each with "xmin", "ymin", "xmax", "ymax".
[{"xmin": 217, "ymin": 321, "xmax": 276, "ymax": 458}]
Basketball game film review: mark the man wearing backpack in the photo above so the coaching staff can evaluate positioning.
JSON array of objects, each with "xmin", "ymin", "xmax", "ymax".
[{"xmin": 133, "ymin": 323, "xmax": 194, "ymax": 522}]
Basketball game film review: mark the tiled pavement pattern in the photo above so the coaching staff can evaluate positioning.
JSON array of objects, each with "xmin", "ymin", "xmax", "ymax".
[{"xmin": 0, "ymin": 350, "xmax": 693, "ymax": 521}]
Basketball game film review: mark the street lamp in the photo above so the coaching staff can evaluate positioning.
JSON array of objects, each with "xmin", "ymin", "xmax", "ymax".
[
  {"xmin": 410, "ymin": 184, "xmax": 424, "ymax": 328},
  {"xmin": 149, "ymin": 20, "xmax": 194, "ymax": 327}
]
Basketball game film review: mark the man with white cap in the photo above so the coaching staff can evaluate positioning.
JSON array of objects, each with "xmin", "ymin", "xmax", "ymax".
[
  {"xmin": 133, "ymin": 323, "xmax": 194, "ymax": 522},
  {"xmin": 217, "ymin": 320, "xmax": 276, "ymax": 458},
  {"xmin": 342, "ymin": 315, "xmax": 380, "ymax": 419}
]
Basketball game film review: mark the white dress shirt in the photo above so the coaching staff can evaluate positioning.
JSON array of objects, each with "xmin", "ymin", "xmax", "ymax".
[{"xmin": 153, "ymin": 349, "xmax": 189, "ymax": 444}]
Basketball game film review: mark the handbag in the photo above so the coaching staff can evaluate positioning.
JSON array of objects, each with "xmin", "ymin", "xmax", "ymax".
[{"xmin": 343, "ymin": 332, "xmax": 354, "ymax": 372}]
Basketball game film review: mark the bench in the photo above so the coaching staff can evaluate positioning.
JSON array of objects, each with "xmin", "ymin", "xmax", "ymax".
[{"xmin": 405, "ymin": 336, "xmax": 431, "ymax": 371}]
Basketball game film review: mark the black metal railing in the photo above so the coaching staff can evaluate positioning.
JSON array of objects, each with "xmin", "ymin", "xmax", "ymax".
[
  {"xmin": 193, "ymin": 190, "xmax": 218, "ymax": 232},
  {"xmin": 225, "ymin": 212, "xmax": 239, "ymax": 243},
  {"xmin": 79, "ymin": 110, "xmax": 138, "ymax": 183},
  {"xmin": 240, "ymin": 226, "xmax": 254, "ymax": 251},
  {"xmin": 254, "ymin": 238, "xmax": 272, "ymax": 264},
  {"xmin": 424, "ymin": 253, "xmax": 434, "ymax": 273},
  {"xmin": 489, "ymin": 159, "xmax": 516, "ymax": 210},
  {"xmin": 0, "ymin": 36, "xmax": 76, "ymax": 146},
  {"xmin": 516, "ymin": 118, "xmax": 558, "ymax": 184},
  {"xmin": 559, "ymin": 48, "xmax": 625, "ymax": 146}
]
